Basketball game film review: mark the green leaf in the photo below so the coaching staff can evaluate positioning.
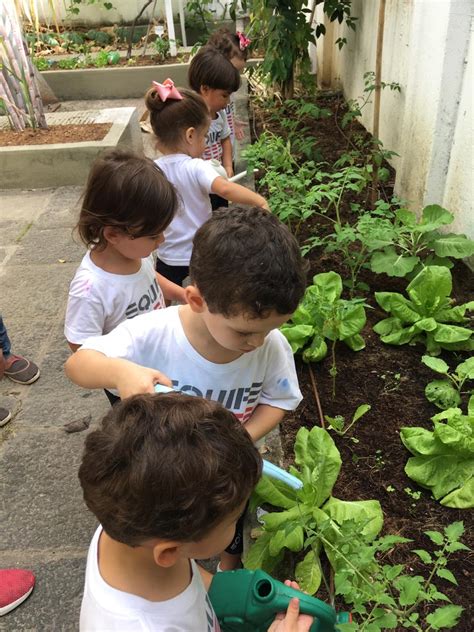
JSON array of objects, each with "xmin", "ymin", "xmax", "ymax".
[
  {"xmin": 425, "ymin": 530, "xmax": 444, "ymax": 545},
  {"xmin": 425, "ymin": 605, "xmax": 463, "ymax": 629},
  {"xmin": 456, "ymin": 357, "xmax": 474, "ymax": 380},
  {"xmin": 254, "ymin": 475, "xmax": 297, "ymax": 510},
  {"xmin": 407, "ymin": 266, "xmax": 452, "ymax": 307},
  {"xmin": 302, "ymin": 336, "xmax": 327, "ymax": 362},
  {"xmin": 244, "ymin": 531, "xmax": 282, "ymax": 572},
  {"xmin": 436, "ymin": 568, "xmax": 458, "ymax": 585},
  {"xmin": 370, "ymin": 247, "xmax": 419, "ymax": 277},
  {"xmin": 444, "ymin": 521, "xmax": 464, "ymax": 542},
  {"xmin": 312, "ymin": 271, "xmax": 342, "ymax": 303},
  {"xmin": 394, "ymin": 575, "xmax": 423, "ymax": 605},
  {"xmin": 422, "ymin": 355, "xmax": 449, "ymax": 374},
  {"xmin": 322, "ymin": 497, "xmax": 383, "ymax": 540},
  {"xmin": 294, "ymin": 427, "xmax": 341, "ymax": 506},
  {"xmin": 412, "ymin": 549, "xmax": 433, "ymax": 564},
  {"xmin": 280, "ymin": 324, "xmax": 314, "ymax": 353},
  {"xmin": 418, "ymin": 205, "xmax": 454, "ymax": 232},
  {"xmin": 425, "ymin": 380, "xmax": 461, "ymax": 410},
  {"xmin": 353, "ymin": 403, "xmax": 371, "ymax": 423},
  {"xmin": 432, "ymin": 234, "xmax": 474, "ymax": 258},
  {"xmin": 295, "ymin": 549, "xmax": 322, "ymax": 594}
]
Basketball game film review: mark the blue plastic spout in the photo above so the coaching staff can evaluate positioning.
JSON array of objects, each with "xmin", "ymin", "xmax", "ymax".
[{"xmin": 262, "ymin": 460, "xmax": 303, "ymax": 490}]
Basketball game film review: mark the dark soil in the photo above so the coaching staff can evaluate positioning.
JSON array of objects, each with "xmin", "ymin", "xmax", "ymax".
[
  {"xmin": 0, "ymin": 123, "xmax": 112, "ymax": 146},
  {"xmin": 250, "ymin": 93, "xmax": 473, "ymax": 629}
]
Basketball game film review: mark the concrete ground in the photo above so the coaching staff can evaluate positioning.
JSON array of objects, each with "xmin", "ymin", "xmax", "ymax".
[{"xmin": 0, "ymin": 90, "xmax": 280, "ymax": 629}]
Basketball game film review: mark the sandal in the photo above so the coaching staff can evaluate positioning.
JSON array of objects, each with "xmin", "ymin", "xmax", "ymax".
[{"xmin": 4, "ymin": 355, "xmax": 40, "ymax": 385}]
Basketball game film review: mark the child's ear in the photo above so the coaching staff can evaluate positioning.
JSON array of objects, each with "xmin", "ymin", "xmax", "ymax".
[
  {"xmin": 184, "ymin": 127, "xmax": 195, "ymax": 145},
  {"xmin": 185, "ymin": 285, "xmax": 206, "ymax": 313},
  {"xmin": 152, "ymin": 542, "xmax": 181, "ymax": 568},
  {"xmin": 103, "ymin": 226, "xmax": 122, "ymax": 244}
]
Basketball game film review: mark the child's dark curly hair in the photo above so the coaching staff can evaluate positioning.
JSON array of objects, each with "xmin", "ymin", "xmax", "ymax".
[
  {"xmin": 76, "ymin": 149, "xmax": 178, "ymax": 251},
  {"xmin": 207, "ymin": 27, "xmax": 249, "ymax": 62},
  {"xmin": 79, "ymin": 393, "xmax": 262, "ymax": 546},
  {"xmin": 190, "ymin": 206, "xmax": 308, "ymax": 318}
]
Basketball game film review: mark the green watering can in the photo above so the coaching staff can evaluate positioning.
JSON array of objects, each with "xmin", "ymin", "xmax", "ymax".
[{"xmin": 209, "ymin": 569, "xmax": 351, "ymax": 632}]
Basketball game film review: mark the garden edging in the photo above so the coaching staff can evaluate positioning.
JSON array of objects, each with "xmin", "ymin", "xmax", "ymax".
[{"xmin": 0, "ymin": 107, "xmax": 141, "ymax": 189}]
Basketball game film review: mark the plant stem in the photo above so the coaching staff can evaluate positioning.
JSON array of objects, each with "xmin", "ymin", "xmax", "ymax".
[
  {"xmin": 308, "ymin": 364, "xmax": 325, "ymax": 428},
  {"xmin": 331, "ymin": 339, "xmax": 337, "ymax": 399}
]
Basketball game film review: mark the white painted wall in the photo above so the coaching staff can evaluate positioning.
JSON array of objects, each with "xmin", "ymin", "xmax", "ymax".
[
  {"xmin": 316, "ymin": 0, "xmax": 473, "ymax": 240},
  {"xmin": 35, "ymin": 0, "xmax": 230, "ymax": 26}
]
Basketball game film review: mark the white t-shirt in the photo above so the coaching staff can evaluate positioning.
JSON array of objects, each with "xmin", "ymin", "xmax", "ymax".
[
  {"xmin": 65, "ymin": 252, "xmax": 164, "ymax": 345},
  {"xmin": 203, "ymin": 111, "xmax": 231, "ymax": 162},
  {"xmin": 81, "ymin": 306, "xmax": 302, "ymax": 421},
  {"xmin": 80, "ymin": 527, "xmax": 220, "ymax": 631},
  {"xmin": 155, "ymin": 154, "xmax": 218, "ymax": 266}
]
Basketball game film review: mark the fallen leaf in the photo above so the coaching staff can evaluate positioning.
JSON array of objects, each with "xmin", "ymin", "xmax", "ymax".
[{"xmin": 64, "ymin": 414, "xmax": 91, "ymax": 433}]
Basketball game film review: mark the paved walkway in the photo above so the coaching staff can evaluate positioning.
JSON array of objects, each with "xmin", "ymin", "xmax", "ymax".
[{"xmin": 0, "ymin": 89, "xmax": 279, "ymax": 629}]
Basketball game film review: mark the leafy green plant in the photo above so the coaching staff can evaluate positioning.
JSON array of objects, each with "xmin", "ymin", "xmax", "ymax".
[
  {"xmin": 32, "ymin": 56, "xmax": 50, "ymax": 71},
  {"xmin": 422, "ymin": 355, "xmax": 474, "ymax": 410},
  {"xmin": 369, "ymin": 205, "xmax": 474, "ymax": 277},
  {"xmin": 400, "ymin": 397, "xmax": 474, "ymax": 508},
  {"xmin": 281, "ymin": 272, "xmax": 366, "ymax": 396},
  {"xmin": 373, "ymin": 266, "xmax": 474, "ymax": 355},
  {"xmin": 245, "ymin": 425, "xmax": 383, "ymax": 595},
  {"xmin": 325, "ymin": 403, "xmax": 371, "ymax": 437},
  {"xmin": 67, "ymin": 0, "xmax": 114, "ymax": 17},
  {"xmin": 58, "ymin": 56, "xmax": 82, "ymax": 70},
  {"xmin": 185, "ymin": 0, "xmax": 215, "ymax": 34},
  {"xmin": 342, "ymin": 70, "xmax": 401, "ymax": 130},
  {"xmin": 92, "ymin": 50, "xmax": 109, "ymax": 68},
  {"xmin": 333, "ymin": 520, "xmax": 467, "ymax": 631},
  {"xmin": 153, "ymin": 36, "xmax": 171, "ymax": 61}
]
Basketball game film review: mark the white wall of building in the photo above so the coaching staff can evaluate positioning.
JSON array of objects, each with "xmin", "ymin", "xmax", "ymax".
[{"xmin": 316, "ymin": 0, "xmax": 473, "ymax": 240}]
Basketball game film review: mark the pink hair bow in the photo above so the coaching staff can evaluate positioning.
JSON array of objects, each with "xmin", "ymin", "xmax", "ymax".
[
  {"xmin": 152, "ymin": 78, "xmax": 183, "ymax": 102},
  {"xmin": 236, "ymin": 31, "xmax": 251, "ymax": 51}
]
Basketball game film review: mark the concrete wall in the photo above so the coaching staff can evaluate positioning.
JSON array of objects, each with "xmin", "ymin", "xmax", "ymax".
[
  {"xmin": 316, "ymin": 0, "xmax": 473, "ymax": 239},
  {"xmin": 35, "ymin": 0, "xmax": 231, "ymax": 26}
]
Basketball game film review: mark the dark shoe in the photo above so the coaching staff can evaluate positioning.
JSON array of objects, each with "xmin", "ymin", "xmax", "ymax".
[
  {"xmin": 0, "ymin": 408, "xmax": 12, "ymax": 427},
  {"xmin": 4, "ymin": 355, "xmax": 40, "ymax": 385}
]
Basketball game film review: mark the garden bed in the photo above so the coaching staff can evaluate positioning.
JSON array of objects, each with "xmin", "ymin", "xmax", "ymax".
[{"xmin": 248, "ymin": 93, "xmax": 473, "ymax": 629}]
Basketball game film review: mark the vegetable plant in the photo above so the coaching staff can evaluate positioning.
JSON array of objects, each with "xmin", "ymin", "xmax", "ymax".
[
  {"xmin": 245, "ymin": 426, "xmax": 383, "ymax": 594},
  {"xmin": 281, "ymin": 271, "xmax": 366, "ymax": 396},
  {"xmin": 373, "ymin": 266, "xmax": 474, "ymax": 355},
  {"xmin": 400, "ymin": 397, "xmax": 474, "ymax": 508},
  {"xmin": 422, "ymin": 355, "xmax": 474, "ymax": 410},
  {"xmin": 333, "ymin": 520, "xmax": 467, "ymax": 631},
  {"xmin": 369, "ymin": 204, "xmax": 474, "ymax": 278},
  {"xmin": 325, "ymin": 403, "xmax": 371, "ymax": 437}
]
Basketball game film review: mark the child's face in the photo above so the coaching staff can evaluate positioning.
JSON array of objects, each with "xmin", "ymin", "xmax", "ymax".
[
  {"xmin": 111, "ymin": 231, "xmax": 165, "ymax": 260},
  {"xmin": 202, "ymin": 307, "xmax": 292, "ymax": 354},
  {"xmin": 201, "ymin": 87, "xmax": 232, "ymax": 114},
  {"xmin": 188, "ymin": 122, "xmax": 210, "ymax": 158},
  {"xmin": 180, "ymin": 501, "xmax": 248, "ymax": 560}
]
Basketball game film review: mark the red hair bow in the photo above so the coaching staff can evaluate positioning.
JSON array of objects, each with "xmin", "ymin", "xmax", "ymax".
[
  {"xmin": 236, "ymin": 31, "xmax": 251, "ymax": 51},
  {"xmin": 152, "ymin": 78, "xmax": 183, "ymax": 102}
]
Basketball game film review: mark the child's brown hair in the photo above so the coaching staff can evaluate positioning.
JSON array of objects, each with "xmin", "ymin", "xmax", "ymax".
[
  {"xmin": 188, "ymin": 45, "xmax": 241, "ymax": 93},
  {"xmin": 145, "ymin": 85, "xmax": 210, "ymax": 149},
  {"xmin": 207, "ymin": 27, "xmax": 249, "ymax": 62},
  {"xmin": 77, "ymin": 149, "xmax": 177, "ymax": 251},
  {"xmin": 190, "ymin": 206, "xmax": 308, "ymax": 318},
  {"xmin": 79, "ymin": 393, "xmax": 262, "ymax": 546}
]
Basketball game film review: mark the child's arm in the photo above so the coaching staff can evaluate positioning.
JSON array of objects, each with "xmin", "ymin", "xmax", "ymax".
[
  {"xmin": 156, "ymin": 273, "xmax": 186, "ymax": 304},
  {"xmin": 221, "ymin": 137, "xmax": 234, "ymax": 178},
  {"xmin": 212, "ymin": 177, "xmax": 269, "ymax": 210},
  {"xmin": 245, "ymin": 404, "xmax": 285, "ymax": 443},
  {"xmin": 64, "ymin": 350, "xmax": 172, "ymax": 399}
]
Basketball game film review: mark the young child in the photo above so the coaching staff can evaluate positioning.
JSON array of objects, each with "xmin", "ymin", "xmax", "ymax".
[
  {"xmin": 188, "ymin": 46, "xmax": 244, "ymax": 210},
  {"xmin": 78, "ymin": 392, "xmax": 313, "ymax": 631},
  {"xmin": 65, "ymin": 206, "xmax": 307, "ymax": 569},
  {"xmin": 64, "ymin": 149, "xmax": 184, "ymax": 356},
  {"xmin": 145, "ymin": 81, "xmax": 267, "ymax": 286},
  {"xmin": 207, "ymin": 28, "xmax": 251, "ymax": 147}
]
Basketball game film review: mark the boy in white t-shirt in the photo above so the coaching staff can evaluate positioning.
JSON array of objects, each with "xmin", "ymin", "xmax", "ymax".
[
  {"xmin": 79, "ymin": 393, "xmax": 313, "ymax": 632},
  {"xmin": 65, "ymin": 206, "xmax": 307, "ymax": 568}
]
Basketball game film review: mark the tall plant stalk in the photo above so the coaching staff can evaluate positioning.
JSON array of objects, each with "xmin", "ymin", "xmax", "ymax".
[{"xmin": 0, "ymin": 0, "xmax": 47, "ymax": 130}]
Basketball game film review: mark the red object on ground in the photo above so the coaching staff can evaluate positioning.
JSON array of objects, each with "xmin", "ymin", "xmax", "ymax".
[{"xmin": 0, "ymin": 569, "xmax": 35, "ymax": 616}]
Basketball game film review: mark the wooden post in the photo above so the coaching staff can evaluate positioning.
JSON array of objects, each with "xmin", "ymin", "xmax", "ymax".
[{"xmin": 371, "ymin": 0, "xmax": 386, "ymax": 207}]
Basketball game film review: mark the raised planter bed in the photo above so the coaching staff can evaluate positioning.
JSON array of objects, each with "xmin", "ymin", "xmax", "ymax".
[
  {"xmin": 42, "ymin": 62, "xmax": 190, "ymax": 100},
  {"xmin": 0, "ymin": 107, "xmax": 141, "ymax": 189}
]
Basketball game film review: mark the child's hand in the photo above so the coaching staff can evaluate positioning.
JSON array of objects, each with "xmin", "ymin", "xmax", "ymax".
[
  {"xmin": 267, "ymin": 581, "xmax": 313, "ymax": 632},
  {"xmin": 115, "ymin": 361, "xmax": 172, "ymax": 400},
  {"xmin": 235, "ymin": 119, "xmax": 248, "ymax": 141}
]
